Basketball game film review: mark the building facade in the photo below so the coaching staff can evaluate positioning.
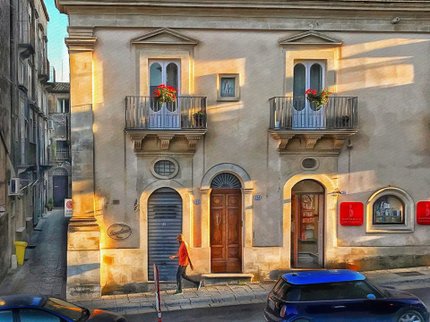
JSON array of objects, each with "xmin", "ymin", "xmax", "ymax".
[
  {"xmin": 46, "ymin": 82, "xmax": 71, "ymax": 209},
  {"xmin": 0, "ymin": 0, "xmax": 50, "ymax": 281},
  {"xmin": 56, "ymin": 0, "xmax": 430, "ymax": 299}
]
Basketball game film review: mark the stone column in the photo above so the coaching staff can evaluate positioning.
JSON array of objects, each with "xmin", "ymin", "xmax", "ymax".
[{"xmin": 65, "ymin": 28, "xmax": 100, "ymax": 300}]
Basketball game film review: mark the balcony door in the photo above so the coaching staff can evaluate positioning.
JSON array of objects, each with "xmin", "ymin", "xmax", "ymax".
[
  {"xmin": 149, "ymin": 60, "xmax": 180, "ymax": 129},
  {"xmin": 293, "ymin": 61, "xmax": 326, "ymax": 129}
]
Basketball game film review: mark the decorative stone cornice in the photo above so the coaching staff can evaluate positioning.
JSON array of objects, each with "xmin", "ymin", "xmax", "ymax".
[
  {"xmin": 127, "ymin": 129, "xmax": 207, "ymax": 153},
  {"xmin": 269, "ymin": 129, "xmax": 358, "ymax": 156},
  {"xmin": 56, "ymin": 1, "xmax": 430, "ymax": 12},
  {"xmin": 65, "ymin": 27, "xmax": 97, "ymax": 52}
]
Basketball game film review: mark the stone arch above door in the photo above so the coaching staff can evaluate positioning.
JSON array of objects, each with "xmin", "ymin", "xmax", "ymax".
[{"xmin": 201, "ymin": 163, "xmax": 252, "ymax": 190}]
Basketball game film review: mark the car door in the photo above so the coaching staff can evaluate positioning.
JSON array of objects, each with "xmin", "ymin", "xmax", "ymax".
[{"xmin": 17, "ymin": 308, "xmax": 67, "ymax": 322}]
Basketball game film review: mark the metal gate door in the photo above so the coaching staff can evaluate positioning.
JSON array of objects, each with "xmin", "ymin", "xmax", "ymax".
[
  {"xmin": 53, "ymin": 175, "xmax": 68, "ymax": 207},
  {"xmin": 148, "ymin": 188, "xmax": 182, "ymax": 281}
]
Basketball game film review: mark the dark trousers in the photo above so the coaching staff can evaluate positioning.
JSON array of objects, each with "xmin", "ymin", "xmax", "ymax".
[{"xmin": 176, "ymin": 265, "xmax": 199, "ymax": 291}]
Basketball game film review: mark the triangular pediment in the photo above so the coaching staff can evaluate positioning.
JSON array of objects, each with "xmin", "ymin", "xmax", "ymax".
[
  {"xmin": 131, "ymin": 28, "xmax": 199, "ymax": 46},
  {"xmin": 279, "ymin": 31, "xmax": 342, "ymax": 46}
]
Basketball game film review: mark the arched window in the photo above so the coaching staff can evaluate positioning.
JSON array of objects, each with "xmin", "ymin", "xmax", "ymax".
[
  {"xmin": 211, "ymin": 173, "xmax": 242, "ymax": 189},
  {"xmin": 293, "ymin": 61, "xmax": 325, "ymax": 111},
  {"xmin": 366, "ymin": 187, "xmax": 414, "ymax": 233}
]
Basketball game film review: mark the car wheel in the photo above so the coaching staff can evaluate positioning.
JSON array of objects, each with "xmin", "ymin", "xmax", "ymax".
[{"xmin": 397, "ymin": 310, "xmax": 424, "ymax": 322}]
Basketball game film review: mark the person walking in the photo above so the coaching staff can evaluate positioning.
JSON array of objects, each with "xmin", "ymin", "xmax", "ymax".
[{"xmin": 169, "ymin": 233, "xmax": 203, "ymax": 294}]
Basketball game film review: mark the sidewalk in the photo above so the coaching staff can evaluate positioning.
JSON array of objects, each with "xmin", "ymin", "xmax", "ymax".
[{"xmin": 76, "ymin": 266, "xmax": 430, "ymax": 316}]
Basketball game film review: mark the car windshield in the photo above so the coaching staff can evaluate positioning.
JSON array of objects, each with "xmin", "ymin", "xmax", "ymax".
[
  {"xmin": 272, "ymin": 278, "xmax": 300, "ymax": 301},
  {"xmin": 43, "ymin": 298, "xmax": 86, "ymax": 321}
]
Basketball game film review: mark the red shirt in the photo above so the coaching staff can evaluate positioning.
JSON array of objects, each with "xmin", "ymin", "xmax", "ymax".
[{"xmin": 178, "ymin": 241, "xmax": 189, "ymax": 266}]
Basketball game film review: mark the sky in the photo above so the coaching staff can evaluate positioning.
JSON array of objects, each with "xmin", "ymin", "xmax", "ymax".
[{"xmin": 44, "ymin": 0, "xmax": 69, "ymax": 82}]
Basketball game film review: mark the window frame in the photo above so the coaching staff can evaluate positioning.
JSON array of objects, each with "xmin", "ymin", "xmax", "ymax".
[
  {"xmin": 217, "ymin": 73, "xmax": 240, "ymax": 102},
  {"xmin": 150, "ymin": 157, "xmax": 179, "ymax": 179},
  {"xmin": 148, "ymin": 60, "xmax": 181, "ymax": 96},
  {"xmin": 366, "ymin": 187, "xmax": 414, "ymax": 233}
]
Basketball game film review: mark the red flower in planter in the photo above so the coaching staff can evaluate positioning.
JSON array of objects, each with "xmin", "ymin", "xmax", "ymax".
[{"xmin": 152, "ymin": 84, "xmax": 177, "ymax": 103}]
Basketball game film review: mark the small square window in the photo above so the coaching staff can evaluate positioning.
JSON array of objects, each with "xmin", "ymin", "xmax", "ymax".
[{"xmin": 218, "ymin": 74, "xmax": 240, "ymax": 101}]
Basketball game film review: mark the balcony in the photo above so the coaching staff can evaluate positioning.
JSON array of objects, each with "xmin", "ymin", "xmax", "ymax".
[
  {"xmin": 125, "ymin": 96, "xmax": 207, "ymax": 153},
  {"xmin": 38, "ymin": 59, "xmax": 50, "ymax": 82},
  {"xmin": 269, "ymin": 96, "xmax": 358, "ymax": 155}
]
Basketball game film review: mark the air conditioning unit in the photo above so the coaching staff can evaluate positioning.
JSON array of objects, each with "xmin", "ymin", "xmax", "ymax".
[{"xmin": 8, "ymin": 178, "xmax": 21, "ymax": 196}]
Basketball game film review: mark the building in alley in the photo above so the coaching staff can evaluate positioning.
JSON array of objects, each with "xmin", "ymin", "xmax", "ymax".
[
  {"xmin": 0, "ymin": 0, "xmax": 50, "ymax": 281},
  {"xmin": 55, "ymin": 0, "xmax": 430, "ymax": 299},
  {"xmin": 46, "ymin": 82, "xmax": 71, "ymax": 209}
]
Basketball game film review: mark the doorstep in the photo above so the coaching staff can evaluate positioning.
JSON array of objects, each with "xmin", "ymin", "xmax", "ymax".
[{"xmin": 201, "ymin": 273, "xmax": 254, "ymax": 285}]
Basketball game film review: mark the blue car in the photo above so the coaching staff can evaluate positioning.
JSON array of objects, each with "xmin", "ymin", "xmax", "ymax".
[
  {"xmin": 264, "ymin": 269, "xmax": 429, "ymax": 322},
  {"xmin": 0, "ymin": 295, "xmax": 126, "ymax": 321}
]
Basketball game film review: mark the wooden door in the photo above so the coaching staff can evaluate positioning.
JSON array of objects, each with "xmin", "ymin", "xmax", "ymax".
[{"xmin": 210, "ymin": 189, "xmax": 242, "ymax": 273}]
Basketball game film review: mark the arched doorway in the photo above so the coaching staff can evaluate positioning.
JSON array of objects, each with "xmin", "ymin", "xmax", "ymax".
[
  {"xmin": 291, "ymin": 180, "xmax": 325, "ymax": 268},
  {"xmin": 52, "ymin": 167, "xmax": 69, "ymax": 207},
  {"xmin": 148, "ymin": 187, "xmax": 182, "ymax": 281},
  {"xmin": 210, "ymin": 173, "xmax": 242, "ymax": 273}
]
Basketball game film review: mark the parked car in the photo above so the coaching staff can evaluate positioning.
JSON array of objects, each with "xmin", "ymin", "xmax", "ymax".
[
  {"xmin": 264, "ymin": 269, "xmax": 429, "ymax": 322},
  {"xmin": 0, "ymin": 295, "xmax": 127, "ymax": 321}
]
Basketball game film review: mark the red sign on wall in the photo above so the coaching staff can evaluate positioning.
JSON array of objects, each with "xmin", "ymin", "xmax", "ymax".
[
  {"xmin": 340, "ymin": 202, "xmax": 364, "ymax": 226},
  {"xmin": 417, "ymin": 201, "xmax": 430, "ymax": 225}
]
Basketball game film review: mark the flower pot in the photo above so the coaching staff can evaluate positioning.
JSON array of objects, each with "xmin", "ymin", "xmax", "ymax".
[{"xmin": 193, "ymin": 114, "xmax": 206, "ymax": 128}]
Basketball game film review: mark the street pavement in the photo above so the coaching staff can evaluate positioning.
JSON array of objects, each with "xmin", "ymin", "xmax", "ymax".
[
  {"xmin": 1, "ymin": 210, "xmax": 430, "ymax": 318},
  {"xmin": 0, "ymin": 209, "xmax": 68, "ymax": 297}
]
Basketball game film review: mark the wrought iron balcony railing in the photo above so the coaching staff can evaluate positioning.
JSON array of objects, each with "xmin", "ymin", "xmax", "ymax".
[
  {"xmin": 269, "ymin": 96, "xmax": 358, "ymax": 130},
  {"xmin": 125, "ymin": 96, "xmax": 207, "ymax": 130}
]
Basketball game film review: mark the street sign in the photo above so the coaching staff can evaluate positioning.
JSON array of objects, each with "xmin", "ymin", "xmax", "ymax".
[
  {"xmin": 154, "ymin": 264, "xmax": 162, "ymax": 322},
  {"xmin": 64, "ymin": 199, "xmax": 72, "ymax": 217}
]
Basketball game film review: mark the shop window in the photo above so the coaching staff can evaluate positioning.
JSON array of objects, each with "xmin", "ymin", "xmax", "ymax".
[
  {"xmin": 366, "ymin": 187, "xmax": 414, "ymax": 233},
  {"xmin": 372, "ymin": 195, "xmax": 404, "ymax": 224}
]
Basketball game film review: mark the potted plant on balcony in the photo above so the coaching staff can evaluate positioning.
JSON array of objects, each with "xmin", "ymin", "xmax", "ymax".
[
  {"xmin": 152, "ymin": 84, "xmax": 177, "ymax": 103},
  {"xmin": 193, "ymin": 111, "xmax": 206, "ymax": 128},
  {"xmin": 305, "ymin": 88, "xmax": 331, "ymax": 110}
]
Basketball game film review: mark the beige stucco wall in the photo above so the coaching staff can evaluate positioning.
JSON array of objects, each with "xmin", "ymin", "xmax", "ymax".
[{"xmin": 62, "ymin": 4, "xmax": 430, "ymax": 291}]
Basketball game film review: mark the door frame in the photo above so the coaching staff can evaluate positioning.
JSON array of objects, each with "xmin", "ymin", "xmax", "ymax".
[
  {"xmin": 282, "ymin": 174, "xmax": 337, "ymax": 269},
  {"xmin": 209, "ymin": 188, "xmax": 243, "ymax": 273},
  {"xmin": 291, "ymin": 190, "xmax": 325, "ymax": 268},
  {"xmin": 139, "ymin": 181, "xmax": 192, "ymax": 282}
]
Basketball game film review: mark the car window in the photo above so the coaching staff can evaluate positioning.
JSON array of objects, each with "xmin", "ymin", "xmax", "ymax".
[
  {"xmin": 299, "ymin": 281, "xmax": 380, "ymax": 301},
  {"xmin": 19, "ymin": 309, "xmax": 62, "ymax": 322},
  {"xmin": 43, "ymin": 298, "xmax": 85, "ymax": 321},
  {"xmin": 0, "ymin": 310, "xmax": 13, "ymax": 322},
  {"xmin": 272, "ymin": 278, "xmax": 300, "ymax": 301}
]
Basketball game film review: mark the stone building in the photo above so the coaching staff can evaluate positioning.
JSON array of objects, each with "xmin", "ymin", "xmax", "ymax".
[
  {"xmin": 56, "ymin": 0, "xmax": 430, "ymax": 299},
  {"xmin": 46, "ymin": 82, "xmax": 71, "ymax": 208},
  {"xmin": 0, "ymin": 0, "xmax": 50, "ymax": 281}
]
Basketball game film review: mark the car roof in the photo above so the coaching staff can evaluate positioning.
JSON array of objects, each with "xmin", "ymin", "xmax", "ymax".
[
  {"xmin": 282, "ymin": 269, "xmax": 366, "ymax": 285},
  {"xmin": 0, "ymin": 295, "xmax": 46, "ymax": 309}
]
